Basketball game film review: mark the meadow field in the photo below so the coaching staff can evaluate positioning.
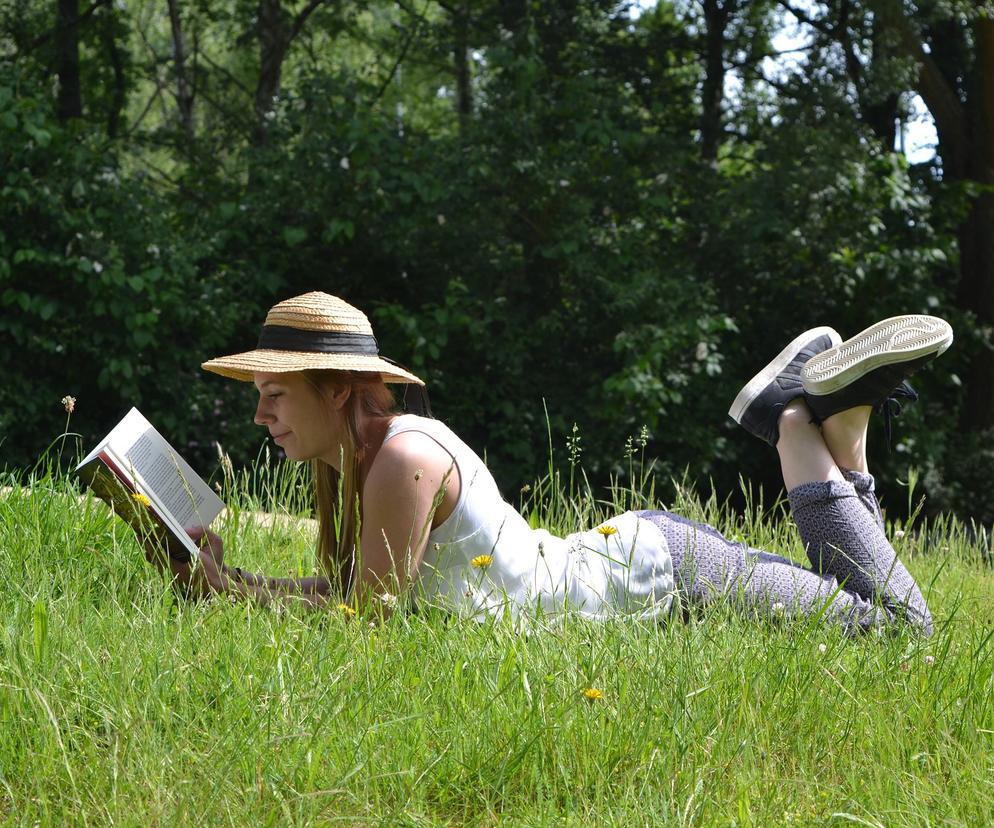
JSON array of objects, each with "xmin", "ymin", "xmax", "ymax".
[{"xmin": 1, "ymin": 455, "xmax": 992, "ymax": 826}]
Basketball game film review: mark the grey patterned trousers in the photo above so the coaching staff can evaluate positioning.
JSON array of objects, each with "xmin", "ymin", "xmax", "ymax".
[{"xmin": 637, "ymin": 470, "xmax": 933, "ymax": 634}]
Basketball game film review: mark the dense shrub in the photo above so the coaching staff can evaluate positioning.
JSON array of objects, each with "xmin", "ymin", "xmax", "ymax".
[{"xmin": 1, "ymin": 1, "xmax": 988, "ymax": 522}]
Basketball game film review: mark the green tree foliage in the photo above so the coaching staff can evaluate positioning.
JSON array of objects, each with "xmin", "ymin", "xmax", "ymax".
[
  {"xmin": 0, "ymin": 66, "xmax": 242, "ymax": 466},
  {"xmin": 1, "ymin": 0, "xmax": 990, "ymax": 521}
]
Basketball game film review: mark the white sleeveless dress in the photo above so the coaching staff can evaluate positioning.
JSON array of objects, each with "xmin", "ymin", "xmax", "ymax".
[{"xmin": 383, "ymin": 416, "xmax": 674, "ymax": 622}]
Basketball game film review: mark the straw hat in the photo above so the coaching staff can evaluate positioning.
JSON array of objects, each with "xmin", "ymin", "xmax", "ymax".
[{"xmin": 201, "ymin": 292, "xmax": 424, "ymax": 385}]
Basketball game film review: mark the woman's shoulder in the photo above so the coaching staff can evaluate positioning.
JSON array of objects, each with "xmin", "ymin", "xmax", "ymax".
[
  {"xmin": 368, "ymin": 417, "xmax": 463, "ymax": 522},
  {"xmin": 377, "ymin": 416, "xmax": 457, "ymax": 469},
  {"xmin": 383, "ymin": 414, "xmax": 463, "ymax": 452}
]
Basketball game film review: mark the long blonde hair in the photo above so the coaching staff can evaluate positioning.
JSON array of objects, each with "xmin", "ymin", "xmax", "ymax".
[{"xmin": 303, "ymin": 370, "xmax": 396, "ymax": 597}]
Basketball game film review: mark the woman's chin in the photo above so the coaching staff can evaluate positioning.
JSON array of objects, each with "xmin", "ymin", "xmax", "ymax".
[{"xmin": 281, "ymin": 445, "xmax": 316, "ymax": 462}]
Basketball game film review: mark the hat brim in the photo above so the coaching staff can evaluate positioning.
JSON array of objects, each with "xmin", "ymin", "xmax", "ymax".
[{"xmin": 201, "ymin": 349, "xmax": 424, "ymax": 385}]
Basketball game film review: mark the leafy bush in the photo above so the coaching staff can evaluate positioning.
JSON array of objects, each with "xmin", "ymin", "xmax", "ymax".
[{"xmin": 0, "ymin": 68, "xmax": 234, "ymax": 470}]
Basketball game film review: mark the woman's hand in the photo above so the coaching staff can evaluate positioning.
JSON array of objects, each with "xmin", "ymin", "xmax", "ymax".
[
  {"xmin": 192, "ymin": 545, "xmax": 229, "ymax": 595},
  {"xmin": 188, "ymin": 527, "xmax": 224, "ymax": 569},
  {"xmin": 139, "ymin": 527, "xmax": 229, "ymax": 599},
  {"xmin": 186, "ymin": 528, "xmax": 228, "ymax": 597}
]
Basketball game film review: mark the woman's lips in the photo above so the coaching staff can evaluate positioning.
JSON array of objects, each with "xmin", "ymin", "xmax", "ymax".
[{"xmin": 272, "ymin": 431, "xmax": 290, "ymax": 443}]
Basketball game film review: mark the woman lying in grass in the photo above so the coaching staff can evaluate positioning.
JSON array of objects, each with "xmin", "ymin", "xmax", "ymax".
[{"xmin": 156, "ymin": 291, "xmax": 951, "ymax": 634}]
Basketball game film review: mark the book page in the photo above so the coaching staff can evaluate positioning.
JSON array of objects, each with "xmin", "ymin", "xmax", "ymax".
[
  {"xmin": 124, "ymin": 433, "xmax": 216, "ymax": 529},
  {"xmin": 89, "ymin": 452, "xmax": 199, "ymax": 562},
  {"xmin": 107, "ymin": 408, "xmax": 224, "ymax": 531}
]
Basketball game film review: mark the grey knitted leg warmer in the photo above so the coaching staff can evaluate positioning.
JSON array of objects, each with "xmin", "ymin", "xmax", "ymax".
[{"xmin": 787, "ymin": 479, "xmax": 932, "ymax": 634}]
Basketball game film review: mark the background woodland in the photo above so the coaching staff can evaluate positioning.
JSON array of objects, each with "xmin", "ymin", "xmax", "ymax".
[{"xmin": 2, "ymin": 0, "xmax": 993, "ymax": 521}]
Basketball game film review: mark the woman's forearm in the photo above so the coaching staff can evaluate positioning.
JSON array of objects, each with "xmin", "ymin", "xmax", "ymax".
[
  {"xmin": 265, "ymin": 574, "xmax": 331, "ymax": 595},
  {"xmin": 226, "ymin": 567, "xmax": 330, "ymax": 596},
  {"xmin": 225, "ymin": 575, "xmax": 333, "ymax": 608},
  {"xmin": 223, "ymin": 570, "xmax": 396, "ymax": 618}
]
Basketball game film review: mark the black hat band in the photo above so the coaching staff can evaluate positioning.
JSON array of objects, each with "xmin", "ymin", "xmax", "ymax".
[{"xmin": 257, "ymin": 325, "xmax": 379, "ymax": 355}]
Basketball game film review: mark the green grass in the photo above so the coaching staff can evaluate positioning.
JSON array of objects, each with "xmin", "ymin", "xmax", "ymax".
[{"xmin": 1, "ymin": 453, "xmax": 993, "ymax": 827}]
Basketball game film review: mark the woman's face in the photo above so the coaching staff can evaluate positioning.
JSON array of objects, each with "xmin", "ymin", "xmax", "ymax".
[{"xmin": 253, "ymin": 371, "xmax": 348, "ymax": 466}]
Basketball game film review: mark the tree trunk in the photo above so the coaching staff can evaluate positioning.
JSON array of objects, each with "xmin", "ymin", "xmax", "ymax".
[
  {"xmin": 700, "ymin": 0, "xmax": 733, "ymax": 164},
  {"xmin": 253, "ymin": 0, "xmax": 289, "ymax": 147},
  {"xmin": 833, "ymin": 1, "xmax": 899, "ymax": 151},
  {"xmin": 956, "ymin": 15, "xmax": 994, "ymax": 429},
  {"xmin": 100, "ymin": 11, "xmax": 127, "ymax": 139},
  {"xmin": 453, "ymin": 2, "xmax": 472, "ymax": 133},
  {"xmin": 55, "ymin": 0, "xmax": 82, "ymax": 120},
  {"xmin": 868, "ymin": 0, "xmax": 993, "ymax": 429},
  {"xmin": 167, "ymin": 0, "xmax": 195, "ymax": 145},
  {"xmin": 862, "ymin": 16, "xmax": 899, "ymax": 151},
  {"xmin": 498, "ymin": 0, "xmax": 532, "ymax": 65}
]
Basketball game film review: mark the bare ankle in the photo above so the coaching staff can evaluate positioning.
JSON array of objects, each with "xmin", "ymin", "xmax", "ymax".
[
  {"xmin": 821, "ymin": 405, "xmax": 871, "ymax": 473},
  {"xmin": 821, "ymin": 405, "xmax": 873, "ymax": 429},
  {"xmin": 778, "ymin": 398, "xmax": 814, "ymax": 435}
]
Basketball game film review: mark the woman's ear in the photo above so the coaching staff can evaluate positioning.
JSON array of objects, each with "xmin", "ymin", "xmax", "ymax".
[{"xmin": 327, "ymin": 381, "xmax": 353, "ymax": 411}]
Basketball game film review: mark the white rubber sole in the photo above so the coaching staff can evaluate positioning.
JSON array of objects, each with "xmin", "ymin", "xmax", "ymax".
[
  {"xmin": 728, "ymin": 326, "xmax": 842, "ymax": 423},
  {"xmin": 801, "ymin": 315, "xmax": 953, "ymax": 396}
]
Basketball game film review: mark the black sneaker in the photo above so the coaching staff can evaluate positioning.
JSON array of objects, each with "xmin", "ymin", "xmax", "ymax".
[
  {"xmin": 801, "ymin": 315, "xmax": 953, "ymax": 422},
  {"xmin": 729, "ymin": 326, "xmax": 842, "ymax": 446}
]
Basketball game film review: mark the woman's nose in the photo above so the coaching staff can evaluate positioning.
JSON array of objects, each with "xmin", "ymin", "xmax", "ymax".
[{"xmin": 254, "ymin": 399, "xmax": 273, "ymax": 426}]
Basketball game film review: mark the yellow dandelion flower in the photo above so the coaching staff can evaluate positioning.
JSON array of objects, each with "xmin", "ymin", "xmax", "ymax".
[
  {"xmin": 582, "ymin": 687, "xmax": 604, "ymax": 701},
  {"xmin": 596, "ymin": 524, "xmax": 618, "ymax": 536},
  {"xmin": 336, "ymin": 603, "xmax": 357, "ymax": 618},
  {"xmin": 131, "ymin": 493, "xmax": 151, "ymax": 508},
  {"xmin": 471, "ymin": 554, "xmax": 494, "ymax": 568}
]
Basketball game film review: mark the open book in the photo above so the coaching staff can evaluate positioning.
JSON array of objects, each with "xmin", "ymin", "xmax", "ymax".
[{"xmin": 75, "ymin": 408, "xmax": 225, "ymax": 563}]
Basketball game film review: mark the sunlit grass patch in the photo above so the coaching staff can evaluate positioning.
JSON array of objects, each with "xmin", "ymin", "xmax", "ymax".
[{"xmin": 1, "ymin": 444, "xmax": 992, "ymax": 824}]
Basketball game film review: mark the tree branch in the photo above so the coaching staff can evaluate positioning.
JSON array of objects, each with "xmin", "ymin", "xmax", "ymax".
[
  {"xmin": 28, "ymin": 0, "xmax": 110, "ymax": 52},
  {"xmin": 196, "ymin": 51, "xmax": 253, "ymax": 99},
  {"xmin": 371, "ymin": 0, "xmax": 432, "ymax": 104},
  {"xmin": 289, "ymin": 0, "xmax": 329, "ymax": 44},
  {"xmin": 727, "ymin": 44, "xmax": 813, "ymax": 70},
  {"xmin": 837, "ymin": 0, "xmax": 864, "ymax": 90},
  {"xmin": 868, "ymin": 0, "xmax": 967, "ymax": 162},
  {"xmin": 120, "ymin": 85, "xmax": 164, "ymax": 141},
  {"xmin": 193, "ymin": 87, "xmax": 256, "ymax": 132},
  {"xmin": 779, "ymin": 1, "xmax": 835, "ymax": 38}
]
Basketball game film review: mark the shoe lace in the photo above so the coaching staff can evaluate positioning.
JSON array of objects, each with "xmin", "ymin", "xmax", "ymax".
[{"xmin": 878, "ymin": 381, "xmax": 919, "ymax": 448}]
